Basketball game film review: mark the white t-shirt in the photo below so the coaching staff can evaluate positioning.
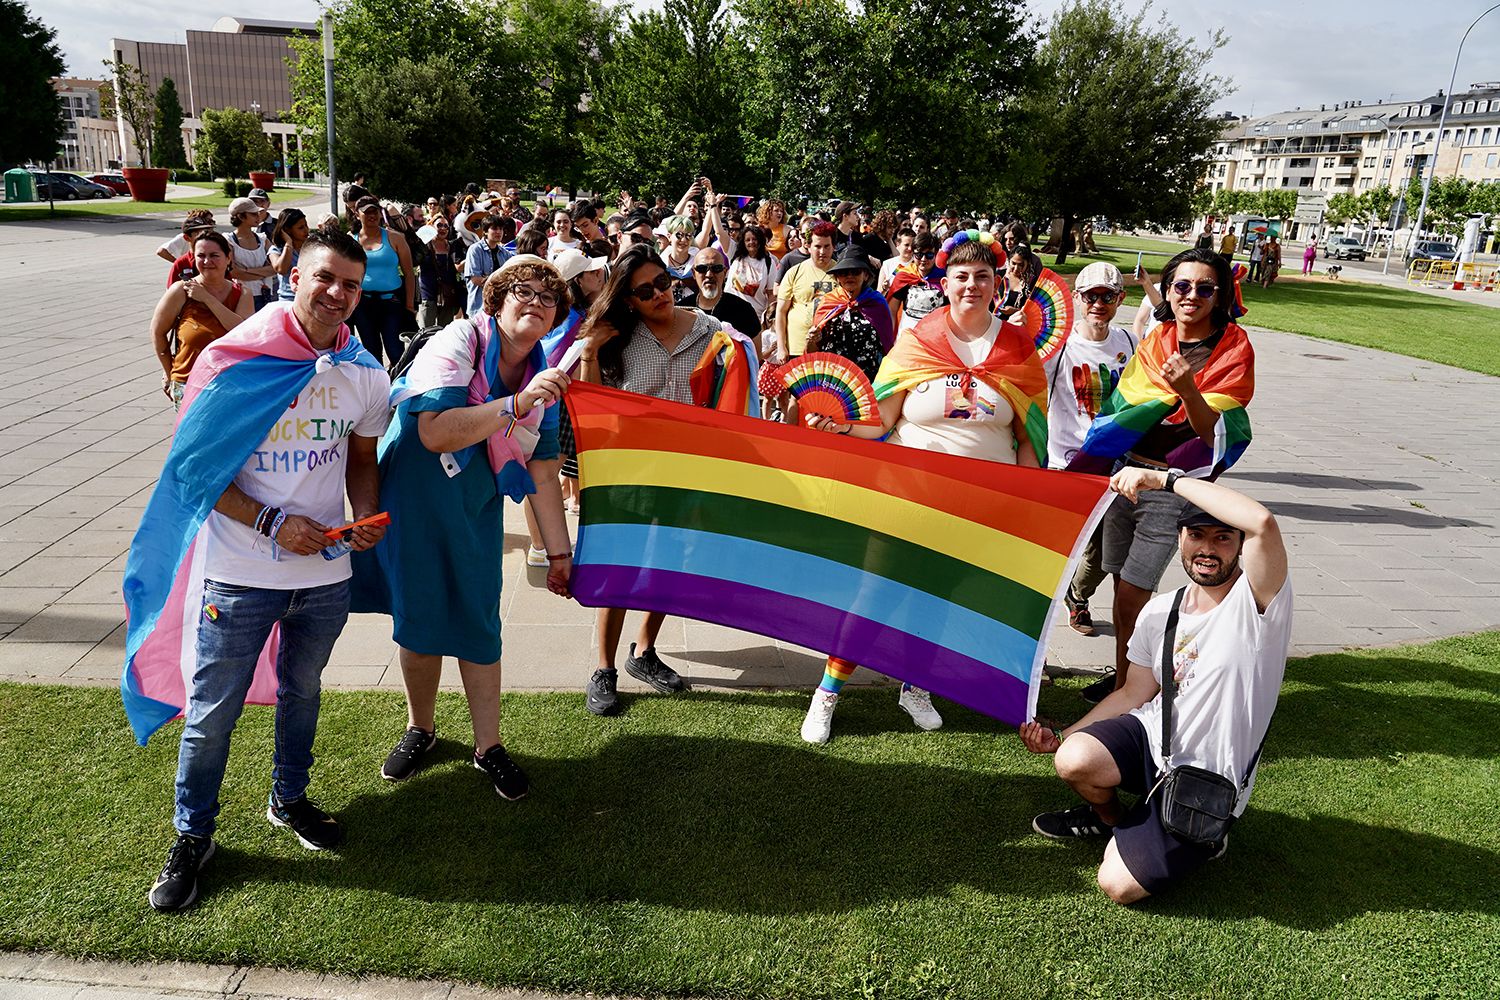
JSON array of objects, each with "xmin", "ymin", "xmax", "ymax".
[
  {"xmin": 897, "ymin": 281, "xmax": 946, "ymax": 333},
  {"xmin": 886, "ymin": 317, "xmax": 1017, "ymax": 463},
  {"xmin": 1127, "ymin": 572, "xmax": 1294, "ymax": 816},
  {"xmin": 1043, "ymin": 324, "xmax": 1136, "ymax": 469},
  {"xmin": 878, "ymin": 254, "xmax": 913, "ymax": 294},
  {"xmin": 160, "ymin": 234, "xmax": 191, "ymax": 260},
  {"xmin": 202, "ymin": 361, "xmax": 391, "ymax": 589},
  {"xmin": 227, "ymin": 230, "xmax": 272, "ymax": 296},
  {"xmin": 727, "ymin": 254, "xmax": 774, "ymax": 317},
  {"xmin": 548, "ymin": 235, "xmax": 581, "ymax": 257}
]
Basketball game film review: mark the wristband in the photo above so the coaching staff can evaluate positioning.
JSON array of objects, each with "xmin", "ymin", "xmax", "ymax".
[
  {"xmin": 546, "ymin": 551, "xmax": 573, "ymax": 562},
  {"xmin": 1053, "ymin": 727, "xmax": 1066, "ymax": 743},
  {"xmin": 259, "ymin": 507, "xmax": 283, "ymax": 537}
]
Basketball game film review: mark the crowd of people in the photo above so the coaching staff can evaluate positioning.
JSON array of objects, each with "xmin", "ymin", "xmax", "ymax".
[{"xmin": 136, "ymin": 173, "xmax": 1292, "ymax": 915}]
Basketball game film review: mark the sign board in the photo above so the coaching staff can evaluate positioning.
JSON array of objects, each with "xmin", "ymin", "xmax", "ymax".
[{"xmin": 1294, "ymin": 190, "xmax": 1327, "ymax": 224}]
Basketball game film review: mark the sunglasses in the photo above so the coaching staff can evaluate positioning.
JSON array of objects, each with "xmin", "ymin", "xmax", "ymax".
[
  {"xmin": 629, "ymin": 273, "xmax": 674, "ymax": 300},
  {"xmin": 510, "ymin": 285, "xmax": 560, "ymax": 308},
  {"xmin": 1080, "ymin": 289, "xmax": 1120, "ymax": 304},
  {"xmin": 694, "ymin": 263, "xmax": 726, "ymax": 275},
  {"xmin": 916, "ymin": 252, "xmax": 937, "ymax": 260},
  {"xmin": 1170, "ymin": 280, "xmax": 1219, "ymax": 299}
]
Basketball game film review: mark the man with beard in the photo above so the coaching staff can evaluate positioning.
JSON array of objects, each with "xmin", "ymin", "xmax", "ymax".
[
  {"xmin": 677, "ymin": 246, "xmax": 760, "ymax": 339},
  {"xmin": 1019, "ymin": 470, "xmax": 1291, "ymax": 904}
]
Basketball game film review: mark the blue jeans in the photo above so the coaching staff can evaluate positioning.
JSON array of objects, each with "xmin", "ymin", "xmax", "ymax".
[{"xmin": 173, "ymin": 579, "xmax": 350, "ymax": 838}]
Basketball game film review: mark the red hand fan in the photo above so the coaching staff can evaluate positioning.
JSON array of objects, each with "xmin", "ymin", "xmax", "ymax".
[{"xmin": 778, "ymin": 352, "xmax": 882, "ymax": 426}]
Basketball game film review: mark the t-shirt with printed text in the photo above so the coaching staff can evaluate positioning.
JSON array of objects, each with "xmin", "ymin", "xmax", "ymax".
[{"xmin": 1043, "ymin": 323, "xmax": 1136, "ymax": 469}]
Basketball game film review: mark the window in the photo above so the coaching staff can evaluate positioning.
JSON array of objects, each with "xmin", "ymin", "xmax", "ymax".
[
  {"xmin": 1384, "ymin": 157, "xmax": 1393, "ymax": 168},
  {"xmin": 1485, "ymin": 128, "xmax": 1494, "ymax": 145},
  {"xmin": 1360, "ymin": 178, "xmax": 1372, "ymax": 189},
  {"xmin": 1364, "ymin": 156, "xmax": 1376, "ymax": 167},
  {"xmin": 1403, "ymin": 155, "xmax": 1415, "ymax": 167},
  {"xmin": 1488, "ymin": 153, "xmax": 1498, "ymax": 168},
  {"xmin": 1320, "ymin": 177, "xmax": 1332, "ymax": 188},
  {"xmin": 1443, "ymin": 129, "xmax": 1452, "ymax": 142},
  {"xmin": 1323, "ymin": 157, "xmax": 1336, "ymax": 168},
  {"xmin": 1463, "ymin": 153, "xmax": 1474, "ymax": 167},
  {"xmin": 1470, "ymin": 128, "xmax": 1480, "ymax": 144}
]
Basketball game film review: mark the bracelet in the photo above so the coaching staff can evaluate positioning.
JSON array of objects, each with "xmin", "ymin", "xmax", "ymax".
[
  {"xmin": 546, "ymin": 551, "xmax": 573, "ymax": 562},
  {"xmin": 266, "ymin": 510, "xmax": 287, "ymax": 540},
  {"xmin": 1053, "ymin": 728, "xmax": 1066, "ymax": 743},
  {"xmin": 252, "ymin": 505, "xmax": 273, "ymax": 534}
]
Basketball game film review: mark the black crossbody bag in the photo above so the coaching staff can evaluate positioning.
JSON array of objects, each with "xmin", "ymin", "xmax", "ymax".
[{"xmin": 1154, "ymin": 588, "xmax": 1239, "ymax": 845}]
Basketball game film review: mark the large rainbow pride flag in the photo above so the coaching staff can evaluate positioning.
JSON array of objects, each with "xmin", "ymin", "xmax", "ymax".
[{"xmin": 566, "ymin": 383, "xmax": 1112, "ymax": 727}]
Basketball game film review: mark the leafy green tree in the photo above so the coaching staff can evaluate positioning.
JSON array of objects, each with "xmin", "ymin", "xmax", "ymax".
[
  {"xmin": 1407, "ymin": 174, "xmax": 1472, "ymax": 236},
  {"xmin": 1360, "ymin": 185, "xmax": 1395, "ymax": 228},
  {"xmin": 1324, "ymin": 191, "xmax": 1360, "ymax": 226},
  {"xmin": 1254, "ymin": 188, "xmax": 1297, "ymax": 222},
  {"xmin": 1016, "ymin": 0, "xmax": 1232, "ymax": 263},
  {"xmin": 152, "ymin": 78, "xmax": 190, "ymax": 170},
  {"xmin": 100, "ymin": 59, "xmax": 158, "ymax": 167},
  {"xmin": 0, "ymin": 0, "xmax": 66, "ymax": 165},
  {"xmin": 1209, "ymin": 188, "xmax": 1253, "ymax": 219},
  {"xmin": 195, "ymin": 107, "xmax": 275, "ymax": 179}
]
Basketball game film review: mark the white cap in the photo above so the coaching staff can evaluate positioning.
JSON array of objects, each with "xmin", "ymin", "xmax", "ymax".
[
  {"xmin": 551, "ymin": 248, "xmax": 608, "ymax": 282},
  {"xmin": 1074, "ymin": 261, "xmax": 1124, "ymax": 292},
  {"xmin": 496, "ymin": 253, "xmax": 551, "ymax": 274}
]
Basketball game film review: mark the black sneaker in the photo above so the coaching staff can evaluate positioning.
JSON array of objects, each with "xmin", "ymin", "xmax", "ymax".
[
  {"xmin": 625, "ymin": 643, "xmax": 687, "ymax": 694},
  {"xmin": 474, "ymin": 743, "xmax": 530, "ymax": 800},
  {"xmin": 267, "ymin": 794, "xmax": 344, "ymax": 851},
  {"xmin": 1032, "ymin": 803, "xmax": 1114, "ymax": 840},
  {"xmin": 381, "ymin": 725, "xmax": 437, "ymax": 781},
  {"xmin": 1080, "ymin": 672, "xmax": 1117, "ymax": 705},
  {"xmin": 148, "ymin": 833, "xmax": 215, "ymax": 912},
  {"xmin": 1068, "ymin": 603, "xmax": 1096, "ymax": 636},
  {"xmin": 586, "ymin": 667, "xmax": 622, "ymax": 716}
]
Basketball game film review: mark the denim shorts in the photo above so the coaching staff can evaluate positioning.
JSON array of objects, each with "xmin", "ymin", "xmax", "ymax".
[{"xmin": 1101, "ymin": 487, "xmax": 1188, "ymax": 592}]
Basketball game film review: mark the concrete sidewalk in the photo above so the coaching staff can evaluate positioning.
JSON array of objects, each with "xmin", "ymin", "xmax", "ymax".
[{"xmin": 0, "ymin": 215, "xmax": 1495, "ymax": 698}]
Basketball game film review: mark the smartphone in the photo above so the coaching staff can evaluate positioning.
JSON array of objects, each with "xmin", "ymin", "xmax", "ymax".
[
  {"xmin": 322, "ymin": 511, "xmax": 392, "ymax": 542},
  {"xmin": 1134, "ymin": 251, "xmax": 1143, "ymax": 279}
]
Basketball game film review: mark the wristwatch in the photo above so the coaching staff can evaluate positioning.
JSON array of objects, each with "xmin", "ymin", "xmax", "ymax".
[{"xmin": 1164, "ymin": 468, "xmax": 1185, "ymax": 494}]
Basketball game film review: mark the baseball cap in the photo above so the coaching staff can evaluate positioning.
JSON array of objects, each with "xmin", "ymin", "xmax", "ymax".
[
  {"xmin": 1176, "ymin": 504, "xmax": 1239, "ymax": 532},
  {"xmin": 551, "ymin": 248, "xmax": 608, "ymax": 282},
  {"xmin": 1074, "ymin": 261, "xmax": 1124, "ymax": 293},
  {"xmin": 246, "ymin": 187, "xmax": 270, "ymax": 202},
  {"xmin": 227, "ymin": 197, "xmax": 261, "ymax": 218}
]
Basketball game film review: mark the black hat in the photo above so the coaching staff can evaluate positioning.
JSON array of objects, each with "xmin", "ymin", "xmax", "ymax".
[
  {"xmin": 1176, "ymin": 504, "xmax": 1239, "ymax": 532},
  {"xmin": 827, "ymin": 242, "xmax": 873, "ymax": 276}
]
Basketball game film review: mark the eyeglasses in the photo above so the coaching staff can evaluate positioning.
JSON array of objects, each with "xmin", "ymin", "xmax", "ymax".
[
  {"xmin": 1170, "ymin": 280, "xmax": 1219, "ymax": 299},
  {"xmin": 510, "ymin": 285, "xmax": 560, "ymax": 308},
  {"xmin": 916, "ymin": 252, "xmax": 937, "ymax": 260},
  {"xmin": 629, "ymin": 273, "xmax": 674, "ymax": 300},
  {"xmin": 694, "ymin": 263, "xmax": 726, "ymax": 275},
  {"xmin": 1080, "ymin": 290, "xmax": 1120, "ymax": 305}
]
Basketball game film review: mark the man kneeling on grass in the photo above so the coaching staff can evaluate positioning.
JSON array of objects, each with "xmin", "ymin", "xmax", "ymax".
[{"xmin": 1020, "ymin": 468, "xmax": 1291, "ymax": 903}]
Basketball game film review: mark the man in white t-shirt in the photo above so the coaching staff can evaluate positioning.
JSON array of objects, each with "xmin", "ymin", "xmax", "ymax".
[
  {"xmin": 148, "ymin": 230, "xmax": 392, "ymax": 913},
  {"xmin": 1020, "ymin": 470, "xmax": 1291, "ymax": 904},
  {"xmin": 1048, "ymin": 262, "xmax": 1137, "ymax": 636}
]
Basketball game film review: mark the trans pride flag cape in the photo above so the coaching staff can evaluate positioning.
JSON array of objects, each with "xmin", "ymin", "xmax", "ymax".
[
  {"xmin": 120, "ymin": 304, "xmax": 381, "ymax": 745},
  {"xmin": 1066, "ymin": 321, "xmax": 1254, "ymax": 479},
  {"xmin": 873, "ymin": 307, "xmax": 1049, "ymax": 461},
  {"xmin": 565, "ymin": 382, "xmax": 1111, "ymax": 726}
]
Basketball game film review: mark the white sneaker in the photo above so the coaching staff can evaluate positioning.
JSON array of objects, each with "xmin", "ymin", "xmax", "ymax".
[
  {"xmin": 898, "ymin": 686, "xmax": 943, "ymax": 731},
  {"xmin": 801, "ymin": 689, "xmax": 839, "ymax": 744},
  {"xmin": 525, "ymin": 546, "xmax": 548, "ymax": 568}
]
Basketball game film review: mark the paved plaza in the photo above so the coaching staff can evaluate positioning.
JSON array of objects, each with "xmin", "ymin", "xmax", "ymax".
[{"xmin": 0, "ymin": 212, "xmax": 1495, "ymax": 698}]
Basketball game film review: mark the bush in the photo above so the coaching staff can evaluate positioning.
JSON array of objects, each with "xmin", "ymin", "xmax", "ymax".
[
  {"xmin": 221, "ymin": 179, "xmax": 252, "ymax": 197},
  {"xmin": 173, "ymin": 169, "xmax": 209, "ymax": 183}
]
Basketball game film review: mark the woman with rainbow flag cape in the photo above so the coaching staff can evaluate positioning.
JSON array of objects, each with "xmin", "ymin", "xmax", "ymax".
[
  {"xmin": 1066, "ymin": 247, "xmax": 1255, "ymax": 705},
  {"xmin": 350, "ymin": 256, "xmax": 575, "ymax": 801},
  {"xmin": 574, "ymin": 244, "xmax": 761, "ymax": 717},
  {"xmin": 798, "ymin": 236, "xmax": 1047, "ymax": 743},
  {"xmin": 803, "ymin": 243, "xmax": 895, "ymax": 381}
]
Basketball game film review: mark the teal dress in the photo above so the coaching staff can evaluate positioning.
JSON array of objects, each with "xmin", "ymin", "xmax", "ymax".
[{"xmin": 351, "ymin": 339, "xmax": 559, "ymax": 664}]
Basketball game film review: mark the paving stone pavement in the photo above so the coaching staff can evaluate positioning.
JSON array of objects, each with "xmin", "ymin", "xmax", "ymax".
[{"xmin": 0, "ymin": 215, "xmax": 1495, "ymax": 698}]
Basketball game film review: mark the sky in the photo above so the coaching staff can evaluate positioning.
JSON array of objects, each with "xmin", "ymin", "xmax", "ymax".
[{"xmin": 40, "ymin": 0, "xmax": 1500, "ymax": 118}]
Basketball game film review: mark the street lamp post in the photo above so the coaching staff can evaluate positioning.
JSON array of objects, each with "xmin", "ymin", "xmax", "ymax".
[
  {"xmin": 1407, "ymin": 3, "xmax": 1500, "ymax": 266},
  {"xmin": 1382, "ymin": 140, "xmax": 1425, "ymax": 275},
  {"xmin": 322, "ymin": 13, "xmax": 338, "ymax": 217}
]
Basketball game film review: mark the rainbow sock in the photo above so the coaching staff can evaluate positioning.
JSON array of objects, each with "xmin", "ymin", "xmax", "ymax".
[{"xmin": 818, "ymin": 657, "xmax": 856, "ymax": 695}]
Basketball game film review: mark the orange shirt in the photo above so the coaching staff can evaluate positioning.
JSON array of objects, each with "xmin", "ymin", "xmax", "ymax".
[{"xmin": 171, "ymin": 282, "xmax": 243, "ymax": 382}]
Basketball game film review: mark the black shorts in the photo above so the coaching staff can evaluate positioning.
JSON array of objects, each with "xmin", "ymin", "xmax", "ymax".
[{"xmin": 1080, "ymin": 714, "xmax": 1223, "ymax": 895}]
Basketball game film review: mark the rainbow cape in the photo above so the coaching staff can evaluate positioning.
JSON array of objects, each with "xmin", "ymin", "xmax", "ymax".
[
  {"xmin": 688, "ymin": 324, "xmax": 761, "ymax": 417},
  {"xmin": 809, "ymin": 286, "xmax": 895, "ymax": 353},
  {"xmin": 565, "ymin": 383, "xmax": 1110, "ymax": 726},
  {"xmin": 1066, "ymin": 322, "xmax": 1254, "ymax": 478},
  {"xmin": 873, "ymin": 307, "xmax": 1048, "ymax": 461},
  {"xmin": 120, "ymin": 304, "xmax": 382, "ymax": 745}
]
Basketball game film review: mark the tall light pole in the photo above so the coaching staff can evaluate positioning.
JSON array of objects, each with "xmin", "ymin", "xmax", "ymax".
[
  {"xmin": 1408, "ymin": 3, "xmax": 1500, "ymax": 260},
  {"xmin": 322, "ymin": 12, "xmax": 338, "ymax": 216}
]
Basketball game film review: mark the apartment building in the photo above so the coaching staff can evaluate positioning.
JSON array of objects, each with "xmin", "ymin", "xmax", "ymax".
[{"xmin": 52, "ymin": 78, "xmax": 106, "ymax": 171}]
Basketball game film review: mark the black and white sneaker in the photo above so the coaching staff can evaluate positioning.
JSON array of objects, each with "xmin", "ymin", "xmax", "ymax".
[
  {"xmin": 1080, "ymin": 672, "xmax": 1117, "ymax": 705},
  {"xmin": 267, "ymin": 794, "xmax": 344, "ymax": 851},
  {"xmin": 625, "ymin": 643, "xmax": 687, "ymax": 694},
  {"xmin": 381, "ymin": 725, "xmax": 437, "ymax": 781},
  {"xmin": 473, "ymin": 743, "xmax": 530, "ymax": 800},
  {"xmin": 1032, "ymin": 803, "xmax": 1114, "ymax": 840},
  {"xmin": 148, "ymin": 833, "xmax": 215, "ymax": 912},
  {"xmin": 586, "ymin": 667, "xmax": 621, "ymax": 716}
]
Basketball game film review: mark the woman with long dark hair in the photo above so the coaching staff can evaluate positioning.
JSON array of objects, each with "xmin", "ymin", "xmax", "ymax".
[
  {"xmin": 268, "ymin": 208, "xmax": 308, "ymax": 303},
  {"xmin": 350, "ymin": 195, "xmax": 415, "ymax": 366}
]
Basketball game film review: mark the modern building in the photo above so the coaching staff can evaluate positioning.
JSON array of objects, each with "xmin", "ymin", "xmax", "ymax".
[
  {"xmin": 104, "ymin": 16, "xmax": 317, "ymax": 179},
  {"xmin": 52, "ymin": 78, "xmax": 106, "ymax": 171}
]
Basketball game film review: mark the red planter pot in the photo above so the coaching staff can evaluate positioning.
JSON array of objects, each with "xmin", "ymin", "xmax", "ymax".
[
  {"xmin": 123, "ymin": 167, "xmax": 170, "ymax": 203},
  {"xmin": 249, "ymin": 170, "xmax": 275, "ymax": 192}
]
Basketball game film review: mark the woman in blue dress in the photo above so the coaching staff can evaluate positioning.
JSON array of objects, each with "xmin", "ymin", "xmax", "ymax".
[{"xmin": 352, "ymin": 255, "xmax": 573, "ymax": 800}]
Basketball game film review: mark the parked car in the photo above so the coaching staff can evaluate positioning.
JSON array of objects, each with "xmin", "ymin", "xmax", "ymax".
[
  {"xmin": 31, "ymin": 172, "xmax": 114, "ymax": 199},
  {"xmin": 89, "ymin": 172, "xmax": 131, "ymax": 196},
  {"xmin": 1404, "ymin": 240, "xmax": 1457, "ymax": 264},
  {"xmin": 1322, "ymin": 236, "xmax": 1367, "ymax": 261}
]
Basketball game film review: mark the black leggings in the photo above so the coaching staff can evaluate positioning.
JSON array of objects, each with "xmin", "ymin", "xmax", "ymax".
[{"xmin": 350, "ymin": 294, "xmax": 406, "ymax": 367}]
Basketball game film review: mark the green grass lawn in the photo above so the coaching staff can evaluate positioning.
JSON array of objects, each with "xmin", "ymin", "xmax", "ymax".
[
  {"xmin": 2, "ymin": 632, "xmax": 1496, "ymax": 998},
  {"xmin": 0, "ymin": 186, "xmax": 238, "ymax": 222}
]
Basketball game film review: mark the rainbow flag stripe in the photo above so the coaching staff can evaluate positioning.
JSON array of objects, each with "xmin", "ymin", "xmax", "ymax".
[{"xmin": 567, "ymin": 383, "xmax": 1112, "ymax": 726}]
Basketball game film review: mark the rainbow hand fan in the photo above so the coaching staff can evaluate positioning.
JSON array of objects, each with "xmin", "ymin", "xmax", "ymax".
[
  {"xmin": 1017, "ymin": 267, "xmax": 1075, "ymax": 362},
  {"xmin": 779, "ymin": 352, "xmax": 882, "ymax": 426}
]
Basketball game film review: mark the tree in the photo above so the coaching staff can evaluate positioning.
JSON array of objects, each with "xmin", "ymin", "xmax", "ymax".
[
  {"xmin": 1361, "ymin": 185, "xmax": 1395, "ymax": 228},
  {"xmin": 152, "ymin": 78, "xmax": 189, "ymax": 169},
  {"xmin": 194, "ymin": 107, "xmax": 275, "ymax": 180},
  {"xmin": 1254, "ymin": 188, "xmax": 1297, "ymax": 223},
  {"xmin": 1409, "ymin": 175, "xmax": 1473, "ymax": 236},
  {"xmin": 100, "ymin": 59, "xmax": 158, "ymax": 167},
  {"xmin": 1015, "ymin": 0, "xmax": 1232, "ymax": 264},
  {"xmin": 0, "ymin": 0, "xmax": 67, "ymax": 165},
  {"xmin": 1324, "ymin": 191, "xmax": 1361, "ymax": 227}
]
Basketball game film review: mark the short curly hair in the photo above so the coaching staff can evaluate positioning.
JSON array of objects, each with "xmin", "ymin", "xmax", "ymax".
[{"xmin": 483, "ymin": 260, "xmax": 572, "ymax": 327}]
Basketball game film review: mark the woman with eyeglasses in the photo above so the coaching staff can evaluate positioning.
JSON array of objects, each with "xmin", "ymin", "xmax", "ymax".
[
  {"xmin": 352, "ymin": 256, "xmax": 574, "ymax": 800},
  {"xmin": 1064, "ymin": 246, "xmax": 1255, "ymax": 706},
  {"xmin": 574, "ymin": 244, "xmax": 760, "ymax": 718},
  {"xmin": 660, "ymin": 214, "xmax": 699, "ymax": 285}
]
